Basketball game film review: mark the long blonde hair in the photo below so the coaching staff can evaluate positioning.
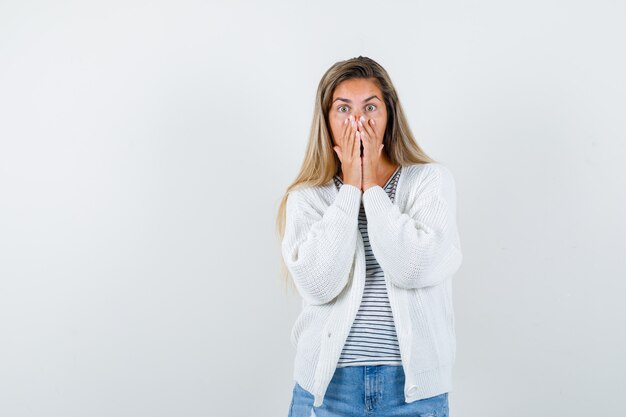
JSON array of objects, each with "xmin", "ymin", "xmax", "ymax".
[{"xmin": 276, "ymin": 56, "xmax": 436, "ymax": 293}]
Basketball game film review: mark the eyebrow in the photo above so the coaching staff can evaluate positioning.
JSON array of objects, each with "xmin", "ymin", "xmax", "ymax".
[{"xmin": 332, "ymin": 95, "xmax": 381, "ymax": 104}]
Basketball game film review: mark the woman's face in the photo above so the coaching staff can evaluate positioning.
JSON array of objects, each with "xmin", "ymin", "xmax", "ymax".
[{"xmin": 328, "ymin": 77, "xmax": 388, "ymax": 149}]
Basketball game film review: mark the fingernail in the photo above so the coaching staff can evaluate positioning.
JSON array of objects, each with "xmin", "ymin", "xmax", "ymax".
[
  {"xmin": 358, "ymin": 120, "xmax": 363, "ymax": 127},
  {"xmin": 360, "ymin": 116, "xmax": 365, "ymax": 122},
  {"xmin": 371, "ymin": 119, "xmax": 376, "ymax": 125},
  {"xmin": 344, "ymin": 118, "xmax": 348, "ymax": 125}
]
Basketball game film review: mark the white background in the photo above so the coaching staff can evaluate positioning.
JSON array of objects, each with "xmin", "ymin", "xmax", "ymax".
[{"xmin": 1, "ymin": 1, "xmax": 625, "ymax": 416}]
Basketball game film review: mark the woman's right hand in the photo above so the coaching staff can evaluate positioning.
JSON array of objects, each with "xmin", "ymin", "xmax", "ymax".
[{"xmin": 332, "ymin": 115, "xmax": 362, "ymax": 190}]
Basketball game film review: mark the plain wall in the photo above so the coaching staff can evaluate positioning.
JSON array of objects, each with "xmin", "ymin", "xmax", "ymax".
[{"xmin": 1, "ymin": 1, "xmax": 624, "ymax": 416}]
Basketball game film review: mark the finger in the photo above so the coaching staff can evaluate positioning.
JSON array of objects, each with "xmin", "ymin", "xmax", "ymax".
[
  {"xmin": 357, "ymin": 117, "xmax": 372, "ymax": 149},
  {"xmin": 357, "ymin": 119, "xmax": 373, "ymax": 159},
  {"xmin": 346, "ymin": 116, "xmax": 356, "ymax": 159},
  {"xmin": 339, "ymin": 116, "xmax": 350, "ymax": 148},
  {"xmin": 367, "ymin": 117, "xmax": 379, "ymax": 142},
  {"xmin": 342, "ymin": 115, "xmax": 350, "ymax": 138},
  {"xmin": 352, "ymin": 119, "xmax": 360, "ymax": 159},
  {"xmin": 360, "ymin": 129, "xmax": 368, "ymax": 160},
  {"xmin": 359, "ymin": 116, "xmax": 376, "ymax": 145},
  {"xmin": 336, "ymin": 116, "xmax": 348, "ymax": 154},
  {"xmin": 346, "ymin": 116, "xmax": 359, "ymax": 157}
]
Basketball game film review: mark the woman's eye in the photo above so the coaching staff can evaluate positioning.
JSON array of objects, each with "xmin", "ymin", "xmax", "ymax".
[{"xmin": 338, "ymin": 104, "xmax": 375, "ymax": 113}]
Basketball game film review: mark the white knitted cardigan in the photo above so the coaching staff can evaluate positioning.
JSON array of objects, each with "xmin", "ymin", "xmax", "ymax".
[{"xmin": 281, "ymin": 162, "xmax": 463, "ymax": 407}]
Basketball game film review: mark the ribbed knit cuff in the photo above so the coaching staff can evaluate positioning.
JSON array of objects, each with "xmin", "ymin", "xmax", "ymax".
[
  {"xmin": 335, "ymin": 183, "xmax": 362, "ymax": 217},
  {"xmin": 362, "ymin": 185, "xmax": 393, "ymax": 218}
]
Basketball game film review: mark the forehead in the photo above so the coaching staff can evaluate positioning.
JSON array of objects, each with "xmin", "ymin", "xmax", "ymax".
[{"xmin": 332, "ymin": 78, "xmax": 381, "ymax": 99}]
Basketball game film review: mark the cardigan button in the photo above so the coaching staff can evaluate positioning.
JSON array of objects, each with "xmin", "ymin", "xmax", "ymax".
[{"xmin": 406, "ymin": 385, "xmax": 418, "ymax": 397}]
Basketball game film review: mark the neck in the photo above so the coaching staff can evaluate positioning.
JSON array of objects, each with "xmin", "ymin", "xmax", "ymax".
[{"xmin": 377, "ymin": 155, "xmax": 397, "ymax": 176}]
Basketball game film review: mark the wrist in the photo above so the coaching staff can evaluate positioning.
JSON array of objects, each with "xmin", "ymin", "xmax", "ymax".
[{"xmin": 362, "ymin": 183, "xmax": 378, "ymax": 192}]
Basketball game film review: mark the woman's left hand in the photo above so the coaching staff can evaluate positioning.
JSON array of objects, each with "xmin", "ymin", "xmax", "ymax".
[{"xmin": 356, "ymin": 115, "xmax": 384, "ymax": 192}]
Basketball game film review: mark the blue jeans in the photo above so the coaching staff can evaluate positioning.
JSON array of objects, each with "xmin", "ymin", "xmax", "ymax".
[{"xmin": 287, "ymin": 365, "xmax": 449, "ymax": 417}]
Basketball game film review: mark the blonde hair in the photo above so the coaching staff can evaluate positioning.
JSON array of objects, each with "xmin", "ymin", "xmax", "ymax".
[{"xmin": 276, "ymin": 56, "xmax": 436, "ymax": 293}]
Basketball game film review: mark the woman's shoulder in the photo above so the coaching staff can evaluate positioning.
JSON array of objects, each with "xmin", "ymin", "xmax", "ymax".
[
  {"xmin": 403, "ymin": 162, "xmax": 454, "ymax": 181},
  {"xmin": 402, "ymin": 162, "xmax": 457, "ymax": 196},
  {"xmin": 286, "ymin": 180, "xmax": 336, "ymax": 209}
]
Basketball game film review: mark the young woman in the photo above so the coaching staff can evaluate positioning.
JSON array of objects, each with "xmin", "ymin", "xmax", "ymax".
[{"xmin": 276, "ymin": 56, "xmax": 463, "ymax": 417}]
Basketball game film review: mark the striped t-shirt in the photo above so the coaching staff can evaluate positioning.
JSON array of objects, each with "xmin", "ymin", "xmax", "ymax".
[{"xmin": 333, "ymin": 165, "xmax": 403, "ymax": 367}]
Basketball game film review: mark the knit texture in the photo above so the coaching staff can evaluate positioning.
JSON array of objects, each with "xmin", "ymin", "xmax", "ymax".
[
  {"xmin": 334, "ymin": 166, "xmax": 403, "ymax": 367},
  {"xmin": 282, "ymin": 162, "xmax": 463, "ymax": 407}
]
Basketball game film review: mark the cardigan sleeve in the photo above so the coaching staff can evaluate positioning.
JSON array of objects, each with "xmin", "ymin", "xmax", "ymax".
[
  {"xmin": 362, "ymin": 164, "xmax": 463, "ymax": 289},
  {"xmin": 281, "ymin": 183, "xmax": 362, "ymax": 305}
]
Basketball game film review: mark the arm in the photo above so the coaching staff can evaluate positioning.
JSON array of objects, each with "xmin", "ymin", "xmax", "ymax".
[
  {"xmin": 281, "ymin": 183, "xmax": 362, "ymax": 305},
  {"xmin": 362, "ymin": 164, "xmax": 463, "ymax": 289}
]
